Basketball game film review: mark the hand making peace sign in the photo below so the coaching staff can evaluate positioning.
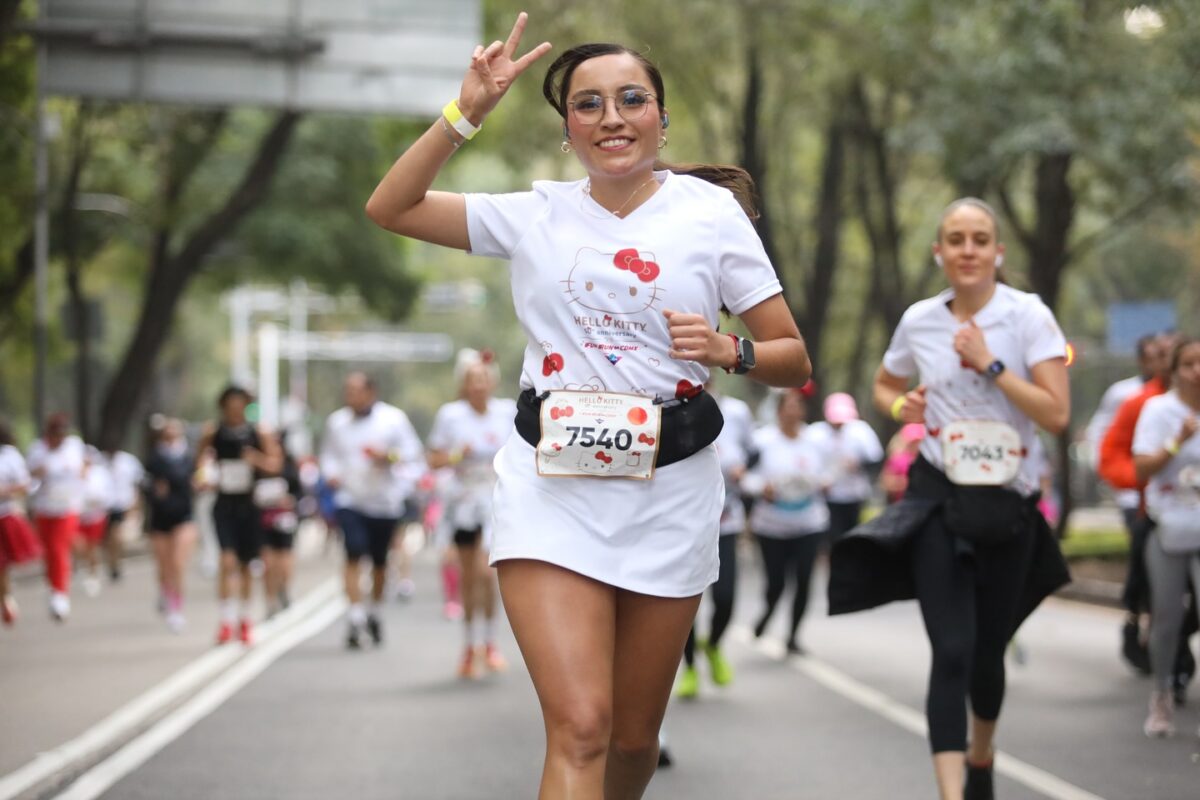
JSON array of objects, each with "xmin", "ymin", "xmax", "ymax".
[{"xmin": 458, "ymin": 13, "xmax": 553, "ymax": 125}]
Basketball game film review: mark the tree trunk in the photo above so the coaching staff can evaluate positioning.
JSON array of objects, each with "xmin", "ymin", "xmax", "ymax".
[
  {"xmin": 738, "ymin": 44, "xmax": 783, "ymax": 293},
  {"xmin": 61, "ymin": 109, "xmax": 93, "ymax": 439},
  {"xmin": 95, "ymin": 111, "xmax": 301, "ymax": 451},
  {"xmin": 799, "ymin": 93, "xmax": 849, "ymax": 390}
]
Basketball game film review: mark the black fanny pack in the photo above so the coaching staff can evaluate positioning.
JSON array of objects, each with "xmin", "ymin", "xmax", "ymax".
[
  {"xmin": 514, "ymin": 388, "xmax": 724, "ymax": 470},
  {"xmin": 910, "ymin": 457, "xmax": 1032, "ymax": 547}
]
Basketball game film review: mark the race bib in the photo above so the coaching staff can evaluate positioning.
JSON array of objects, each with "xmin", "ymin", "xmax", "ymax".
[
  {"xmin": 217, "ymin": 459, "xmax": 254, "ymax": 494},
  {"xmin": 941, "ymin": 420, "xmax": 1023, "ymax": 486},
  {"xmin": 252, "ymin": 477, "xmax": 289, "ymax": 508},
  {"xmin": 537, "ymin": 391, "xmax": 662, "ymax": 480}
]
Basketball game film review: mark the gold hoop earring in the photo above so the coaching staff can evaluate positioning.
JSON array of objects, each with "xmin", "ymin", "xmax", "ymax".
[
  {"xmin": 561, "ymin": 140, "xmax": 572, "ymax": 153},
  {"xmin": 658, "ymin": 135, "xmax": 667, "ymax": 149}
]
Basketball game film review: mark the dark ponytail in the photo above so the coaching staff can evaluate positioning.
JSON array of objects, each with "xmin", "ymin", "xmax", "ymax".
[{"xmin": 543, "ymin": 43, "xmax": 760, "ymax": 220}]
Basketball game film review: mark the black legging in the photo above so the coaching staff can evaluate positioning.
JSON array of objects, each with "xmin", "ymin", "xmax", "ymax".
[
  {"xmin": 911, "ymin": 514, "xmax": 1036, "ymax": 753},
  {"xmin": 826, "ymin": 501, "xmax": 863, "ymax": 543},
  {"xmin": 754, "ymin": 533, "xmax": 821, "ymax": 645},
  {"xmin": 684, "ymin": 534, "xmax": 738, "ymax": 666}
]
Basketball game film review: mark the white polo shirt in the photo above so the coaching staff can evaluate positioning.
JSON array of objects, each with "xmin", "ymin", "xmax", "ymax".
[
  {"xmin": 104, "ymin": 451, "xmax": 145, "ymax": 513},
  {"xmin": 882, "ymin": 283, "xmax": 1067, "ymax": 495},
  {"xmin": 427, "ymin": 397, "xmax": 516, "ymax": 532},
  {"xmin": 320, "ymin": 402, "xmax": 424, "ymax": 519},
  {"xmin": 806, "ymin": 419, "xmax": 884, "ymax": 503}
]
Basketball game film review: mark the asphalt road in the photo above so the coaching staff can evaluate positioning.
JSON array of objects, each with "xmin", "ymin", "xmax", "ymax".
[{"xmin": 45, "ymin": 539, "xmax": 1196, "ymax": 800}]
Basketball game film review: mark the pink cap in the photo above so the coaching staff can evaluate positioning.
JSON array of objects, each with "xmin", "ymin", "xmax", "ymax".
[
  {"xmin": 823, "ymin": 392, "xmax": 859, "ymax": 424},
  {"xmin": 901, "ymin": 423, "xmax": 926, "ymax": 443}
]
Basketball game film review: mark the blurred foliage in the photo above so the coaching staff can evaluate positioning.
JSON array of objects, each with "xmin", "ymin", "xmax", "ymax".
[{"xmin": 0, "ymin": 0, "xmax": 1197, "ymax": 452}]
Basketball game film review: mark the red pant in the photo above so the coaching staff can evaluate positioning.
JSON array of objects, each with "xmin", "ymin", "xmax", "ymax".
[
  {"xmin": 36, "ymin": 514, "xmax": 78, "ymax": 593},
  {"xmin": 79, "ymin": 518, "xmax": 107, "ymax": 545}
]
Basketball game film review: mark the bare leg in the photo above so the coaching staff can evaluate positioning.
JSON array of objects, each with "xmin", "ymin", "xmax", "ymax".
[
  {"xmin": 499, "ymin": 560, "xmax": 615, "ymax": 800},
  {"xmin": 967, "ymin": 715, "xmax": 997, "ymax": 764},
  {"xmin": 458, "ymin": 539, "xmax": 481, "ymax": 632},
  {"xmin": 371, "ymin": 565, "xmax": 387, "ymax": 604},
  {"xmin": 931, "ymin": 753, "xmax": 965, "ymax": 800},
  {"xmin": 218, "ymin": 551, "xmax": 238, "ymax": 602},
  {"xmin": 172, "ymin": 523, "xmax": 197, "ymax": 602},
  {"xmin": 344, "ymin": 561, "xmax": 362, "ymax": 606},
  {"xmin": 151, "ymin": 535, "xmax": 171, "ymax": 597},
  {"xmin": 605, "ymin": 590, "xmax": 701, "ymax": 800}
]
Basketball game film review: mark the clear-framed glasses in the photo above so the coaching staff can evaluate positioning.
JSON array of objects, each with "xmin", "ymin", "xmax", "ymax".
[{"xmin": 568, "ymin": 89, "xmax": 658, "ymax": 125}]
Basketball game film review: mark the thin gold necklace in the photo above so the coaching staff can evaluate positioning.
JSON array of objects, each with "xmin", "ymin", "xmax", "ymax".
[{"xmin": 584, "ymin": 175, "xmax": 658, "ymax": 219}]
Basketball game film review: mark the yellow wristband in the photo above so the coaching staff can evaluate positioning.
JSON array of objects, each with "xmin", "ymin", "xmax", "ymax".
[
  {"xmin": 448, "ymin": 450, "xmax": 464, "ymax": 466},
  {"xmin": 1165, "ymin": 438, "xmax": 1181, "ymax": 456},
  {"xmin": 442, "ymin": 100, "xmax": 481, "ymax": 141},
  {"xmin": 890, "ymin": 395, "xmax": 906, "ymax": 422}
]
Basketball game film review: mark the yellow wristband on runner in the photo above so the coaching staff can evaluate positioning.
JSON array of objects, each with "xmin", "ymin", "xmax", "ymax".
[
  {"xmin": 442, "ymin": 100, "xmax": 481, "ymax": 141},
  {"xmin": 890, "ymin": 395, "xmax": 906, "ymax": 422},
  {"xmin": 1165, "ymin": 438, "xmax": 1181, "ymax": 456}
]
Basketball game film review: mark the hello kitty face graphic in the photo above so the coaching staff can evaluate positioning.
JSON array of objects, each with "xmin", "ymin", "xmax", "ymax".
[
  {"xmin": 576, "ymin": 450, "xmax": 615, "ymax": 475},
  {"xmin": 563, "ymin": 247, "xmax": 663, "ymax": 316}
]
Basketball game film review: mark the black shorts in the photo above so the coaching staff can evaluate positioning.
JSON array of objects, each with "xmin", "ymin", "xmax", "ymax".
[
  {"xmin": 453, "ymin": 527, "xmax": 483, "ymax": 547},
  {"xmin": 336, "ymin": 508, "xmax": 397, "ymax": 568},
  {"xmin": 213, "ymin": 497, "xmax": 263, "ymax": 564},
  {"xmin": 262, "ymin": 509, "xmax": 297, "ymax": 552},
  {"xmin": 148, "ymin": 504, "xmax": 193, "ymax": 535}
]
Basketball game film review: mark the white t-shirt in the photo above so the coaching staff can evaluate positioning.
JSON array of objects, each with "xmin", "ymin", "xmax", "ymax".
[
  {"xmin": 104, "ymin": 451, "xmax": 144, "ymax": 512},
  {"xmin": 427, "ymin": 397, "xmax": 516, "ymax": 531},
  {"xmin": 882, "ymin": 284, "xmax": 1067, "ymax": 495},
  {"xmin": 27, "ymin": 435, "xmax": 87, "ymax": 517},
  {"xmin": 0, "ymin": 444, "xmax": 30, "ymax": 518},
  {"xmin": 1085, "ymin": 375, "xmax": 1144, "ymax": 510},
  {"xmin": 465, "ymin": 171, "xmax": 783, "ymax": 402},
  {"xmin": 81, "ymin": 454, "xmax": 114, "ymax": 524},
  {"xmin": 807, "ymin": 419, "xmax": 884, "ymax": 503},
  {"xmin": 1133, "ymin": 390, "xmax": 1200, "ymax": 548},
  {"xmin": 319, "ymin": 402, "xmax": 424, "ymax": 519},
  {"xmin": 714, "ymin": 394, "xmax": 756, "ymax": 535},
  {"xmin": 746, "ymin": 425, "xmax": 831, "ymax": 537}
]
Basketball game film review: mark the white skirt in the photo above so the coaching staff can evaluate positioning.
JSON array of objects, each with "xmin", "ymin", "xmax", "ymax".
[{"xmin": 489, "ymin": 431, "xmax": 723, "ymax": 597}]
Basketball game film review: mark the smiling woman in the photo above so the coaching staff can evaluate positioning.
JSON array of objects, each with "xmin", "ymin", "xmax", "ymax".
[{"xmin": 364, "ymin": 14, "xmax": 810, "ymax": 799}]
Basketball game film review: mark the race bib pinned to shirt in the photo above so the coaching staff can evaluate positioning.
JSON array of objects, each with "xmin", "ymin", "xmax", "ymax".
[
  {"xmin": 536, "ymin": 391, "xmax": 661, "ymax": 480},
  {"xmin": 217, "ymin": 459, "xmax": 254, "ymax": 494},
  {"xmin": 940, "ymin": 420, "xmax": 1023, "ymax": 486}
]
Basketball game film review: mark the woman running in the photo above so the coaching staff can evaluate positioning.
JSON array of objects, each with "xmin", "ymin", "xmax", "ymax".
[
  {"xmin": 1133, "ymin": 336, "xmax": 1200, "ymax": 737},
  {"xmin": 26, "ymin": 413, "xmax": 87, "ymax": 621},
  {"xmin": 746, "ymin": 388, "xmax": 830, "ymax": 655},
  {"xmin": 427, "ymin": 351, "xmax": 515, "ymax": 678},
  {"xmin": 0, "ymin": 419, "xmax": 39, "ymax": 626},
  {"xmin": 830, "ymin": 197, "xmax": 1071, "ymax": 800},
  {"xmin": 197, "ymin": 386, "xmax": 282, "ymax": 645},
  {"xmin": 677, "ymin": 388, "xmax": 755, "ymax": 696},
  {"xmin": 77, "ymin": 445, "xmax": 113, "ymax": 597},
  {"xmin": 807, "ymin": 392, "xmax": 883, "ymax": 542},
  {"xmin": 145, "ymin": 418, "xmax": 197, "ymax": 632},
  {"xmin": 365, "ymin": 14, "xmax": 809, "ymax": 797}
]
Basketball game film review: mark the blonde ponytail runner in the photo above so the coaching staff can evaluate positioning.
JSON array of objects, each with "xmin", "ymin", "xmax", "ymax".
[
  {"xmin": 455, "ymin": 348, "xmax": 500, "ymax": 400},
  {"xmin": 936, "ymin": 196, "xmax": 1008, "ymax": 285}
]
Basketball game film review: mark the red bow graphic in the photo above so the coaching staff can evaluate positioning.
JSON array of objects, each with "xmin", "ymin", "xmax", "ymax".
[
  {"xmin": 613, "ymin": 248, "xmax": 660, "ymax": 283},
  {"xmin": 675, "ymin": 380, "xmax": 701, "ymax": 400},
  {"xmin": 550, "ymin": 406, "xmax": 575, "ymax": 421},
  {"xmin": 595, "ymin": 451, "xmax": 613, "ymax": 464},
  {"xmin": 542, "ymin": 353, "xmax": 564, "ymax": 376},
  {"xmin": 638, "ymin": 433, "xmax": 656, "ymax": 446}
]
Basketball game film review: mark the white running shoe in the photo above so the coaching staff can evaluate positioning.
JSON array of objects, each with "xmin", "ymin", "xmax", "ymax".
[
  {"xmin": 49, "ymin": 592, "xmax": 71, "ymax": 621},
  {"xmin": 166, "ymin": 610, "xmax": 186, "ymax": 634},
  {"xmin": 1144, "ymin": 690, "xmax": 1175, "ymax": 738},
  {"xmin": 83, "ymin": 575, "xmax": 102, "ymax": 598}
]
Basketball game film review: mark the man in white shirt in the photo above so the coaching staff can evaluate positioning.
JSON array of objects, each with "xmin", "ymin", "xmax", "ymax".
[
  {"xmin": 320, "ymin": 373, "xmax": 423, "ymax": 649},
  {"xmin": 101, "ymin": 448, "xmax": 144, "ymax": 583}
]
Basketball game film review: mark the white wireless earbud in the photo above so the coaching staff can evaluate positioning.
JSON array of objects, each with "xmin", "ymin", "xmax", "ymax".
[
  {"xmin": 994, "ymin": 254, "xmax": 1005, "ymax": 268},
  {"xmin": 934, "ymin": 254, "xmax": 944, "ymax": 267}
]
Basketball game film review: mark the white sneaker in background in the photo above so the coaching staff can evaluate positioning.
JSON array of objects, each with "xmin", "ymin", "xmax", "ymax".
[
  {"xmin": 166, "ymin": 610, "xmax": 186, "ymax": 634},
  {"xmin": 1144, "ymin": 690, "xmax": 1175, "ymax": 738},
  {"xmin": 49, "ymin": 592, "xmax": 71, "ymax": 621}
]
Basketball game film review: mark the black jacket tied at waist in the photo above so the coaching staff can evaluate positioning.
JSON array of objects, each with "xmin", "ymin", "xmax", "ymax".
[{"xmin": 828, "ymin": 456, "xmax": 1071, "ymax": 634}]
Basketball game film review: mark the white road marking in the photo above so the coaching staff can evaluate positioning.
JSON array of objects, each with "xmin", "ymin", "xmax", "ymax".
[
  {"xmin": 54, "ymin": 593, "xmax": 347, "ymax": 800},
  {"xmin": 731, "ymin": 625, "xmax": 1107, "ymax": 800},
  {"xmin": 0, "ymin": 577, "xmax": 339, "ymax": 800}
]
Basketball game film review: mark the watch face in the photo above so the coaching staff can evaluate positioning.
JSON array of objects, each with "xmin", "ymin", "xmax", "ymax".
[
  {"xmin": 737, "ymin": 339, "xmax": 756, "ymax": 373},
  {"xmin": 987, "ymin": 359, "xmax": 1005, "ymax": 376}
]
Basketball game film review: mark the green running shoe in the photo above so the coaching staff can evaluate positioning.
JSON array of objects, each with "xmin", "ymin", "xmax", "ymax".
[
  {"xmin": 675, "ymin": 666, "xmax": 700, "ymax": 699},
  {"xmin": 706, "ymin": 644, "xmax": 734, "ymax": 686}
]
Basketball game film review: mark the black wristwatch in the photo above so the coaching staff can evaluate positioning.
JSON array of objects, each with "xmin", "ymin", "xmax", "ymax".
[
  {"xmin": 725, "ymin": 335, "xmax": 756, "ymax": 375},
  {"xmin": 985, "ymin": 358, "xmax": 1006, "ymax": 378}
]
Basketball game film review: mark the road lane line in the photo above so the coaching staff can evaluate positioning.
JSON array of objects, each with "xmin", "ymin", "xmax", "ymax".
[
  {"xmin": 0, "ymin": 576, "xmax": 339, "ymax": 800},
  {"xmin": 732, "ymin": 625, "xmax": 1107, "ymax": 800},
  {"xmin": 54, "ymin": 593, "xmax": 347, "ymax": 800}
]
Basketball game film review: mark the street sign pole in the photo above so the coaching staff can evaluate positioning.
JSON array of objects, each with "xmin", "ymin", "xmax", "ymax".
[{"xmin": 32, "ymin": 0, "xmax": 49, "ymax": 433}]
